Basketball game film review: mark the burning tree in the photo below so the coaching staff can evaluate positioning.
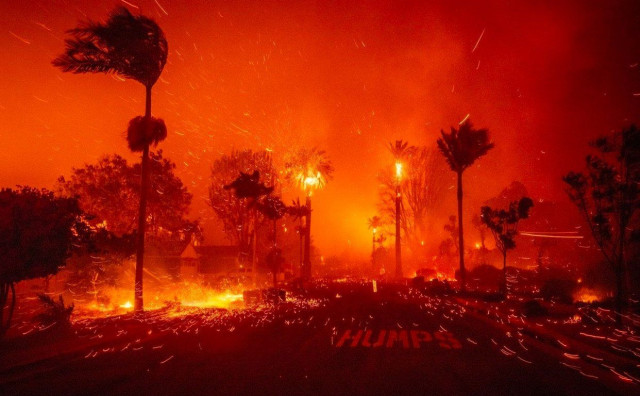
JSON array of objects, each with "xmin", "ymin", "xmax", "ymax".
[
  {"xmin": 53, "ymin": 6, "xmax": 169, "ymax": 312},
  {"xmin": 0, "ymin": 187, "xmax": 87, "ymax": 336},
  {"xmin": 284, "ymin": 147, "xmax": 334, "ymax": 279},
  {"xmin": 387, "ymin": 140, "xmax": 416, "ymax": 278},
  {"xmin": 377, "ymin": 146, "xmax": 450, "ymax": 267},
  {"xmin": 437, "ymin": 120, "xmax": 494, "ymax": 291},
  {"xmin": 564, "ymin": 124, "xmax": 640, "ymax": 320},
  {"xmin": 480, "ymin": 197, "xmax": 534, "ymax": 297}
]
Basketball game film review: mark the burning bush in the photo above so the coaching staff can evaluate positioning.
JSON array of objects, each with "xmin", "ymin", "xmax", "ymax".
[{"xmin": 573, "ymin": 287, "xmax": 606, "ymax": 304}]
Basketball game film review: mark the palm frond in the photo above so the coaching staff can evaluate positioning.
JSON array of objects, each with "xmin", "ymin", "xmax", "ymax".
[
  {"xmin": 437, "ymin": 120, "xmax": 494, "ymax": 172},
  {"xmin": 53, "ymin": 6, "xmax": 168, "ymax": 87}
]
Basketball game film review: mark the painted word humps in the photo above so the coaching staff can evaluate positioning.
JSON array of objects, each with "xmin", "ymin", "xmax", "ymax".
[{"xmin": 335, "ymin": 329, "xmax": 462, "ymax": 349}]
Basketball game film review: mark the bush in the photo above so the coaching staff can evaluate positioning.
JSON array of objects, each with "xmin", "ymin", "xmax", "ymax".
[
  {"xmin": 34, "ymin": 294, "xmax": 74, "ymax": 328},
  {"xmin": 540, "ymin": 279, "xmax": 578, "ymax": 304},
  {"xmin": 522, "ymin": 300, "xmax": 548, "ymax": 317},
  {"xmin": 466, "ymin": 264, "xmax": 502, "ymax": 289}
]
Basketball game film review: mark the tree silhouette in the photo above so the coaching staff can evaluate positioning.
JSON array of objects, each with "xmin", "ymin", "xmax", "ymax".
[
  {"xmin": 224, "ymin": 171, "xmax": 273, "ymax": 283},
  {"xmin": 437, "ymin": 120, "xmax": 494, "ymax": 291},
  {"xmin": 258, "ymin": 195, "xmax": 287, "ymax": 287},
  {"xmin": 0, "ymin": 187, "xmax": 87, "ymax": 336},
  {"xmin": 53, "ymin": 6, "xmax": 168, "ymax": 312},
  {"xmin": 284, "ymin": 148, "xmax": 334, "ymax": 279},
  {"xmin": 288, "ymin": 198, "xmax": 309, "ymax": 273},
  {"xmin": 443, "ymin": 215, "xmax": 460, "ymax": 254},
  {"xmin": 209, "ymin": 150, "xmax": 277, "ymax": 255},
  {"xmin": 387, "ymin": 140, "xmax": 416, "ymax": 278},
  {"xmin": 258, "ymin": 195, "xmax": 287, "ymax": 244},
  {"xmin": 58, "ymin": 151, "xmax": 193, "ymax": 238},
  {"xmin": 481, "ymin": 197, "xmax": 534, "ymax": 297},
  {"xmin": 564, "ymin": 125, "xmax": 640, "ymax": 322},
  {"xmin": 471, "ymin": 214, "xmax": 487, "ymax": 250}
]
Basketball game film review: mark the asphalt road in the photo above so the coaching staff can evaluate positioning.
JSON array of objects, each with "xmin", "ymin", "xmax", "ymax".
[{"xmin": 0, "ymin": 282, "xmax": 637, "ymax": 396}]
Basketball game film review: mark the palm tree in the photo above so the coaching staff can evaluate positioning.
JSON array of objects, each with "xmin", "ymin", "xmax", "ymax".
[
  {"xmin": 437, "ymin": 121, "xmax": 494, "ymax": 292},
  {"xmin": 53, "ymin": 7, "xmax": 168, "ymax": 312},
  {"xmin": 284, "ymin": 148, "xmax": 334, "ymax": 279},
  {"xmin": 388, "ymin": 140, "xmax": 416, "ymax": 278}
]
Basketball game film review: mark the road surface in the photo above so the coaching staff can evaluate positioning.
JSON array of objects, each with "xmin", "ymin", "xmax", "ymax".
[{"xmin": 0, "ymin": 281, "xmax": 637, "ymax": 395}]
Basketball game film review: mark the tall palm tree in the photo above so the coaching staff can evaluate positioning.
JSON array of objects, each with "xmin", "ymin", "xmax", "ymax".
[
  {"xmin": 437, "ymin": 121, "xmax": 494, "ymax": 292},
  {"xmin": 53, "ymin": 7, "xmax": 168, "ymax": 312},
  {"xmin": 284, "ymin": 148, "xmax": 334, "ymax": 279},
  {"xmin": 388, "ymin": 140, "xmax": 416, "ymax": 278}
]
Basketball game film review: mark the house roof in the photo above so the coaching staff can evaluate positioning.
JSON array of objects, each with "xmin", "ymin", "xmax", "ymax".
[{"xmin": 194, "ymin": 245, "xmax": 239, "ymax": 257}]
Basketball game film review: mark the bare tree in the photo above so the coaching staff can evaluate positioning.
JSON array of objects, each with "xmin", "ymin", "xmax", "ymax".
[
  {"xmin": 564, "ymin": 125, "xmax": 640, "ymax": 322},
  {"xmin": 481, "ymin": 197, "xmax": 534, "ymax": 297}
]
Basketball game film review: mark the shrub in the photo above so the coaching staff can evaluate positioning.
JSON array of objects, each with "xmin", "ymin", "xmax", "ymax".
[{"xmin": 34, "ymin": 294, "xmax": 74, "ymax": 328}]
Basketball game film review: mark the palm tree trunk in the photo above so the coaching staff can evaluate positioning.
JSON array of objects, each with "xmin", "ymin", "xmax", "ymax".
[
  {"xmin": 134, "ymin": 85, "xmax": 152, "ymax": 313},
  {"xmin": 395, "ymin": 184, "xmax": 402, "ymax": 278},
  {"xmin": 457, "ymin": 171, "xmax": 465, "ymax": 292},
  {"xmin": 303, "ymin": 197, "xmax": 312, "ymax": 279}
]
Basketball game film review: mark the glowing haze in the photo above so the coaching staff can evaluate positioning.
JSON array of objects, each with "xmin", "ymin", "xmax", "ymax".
[{"xmin": 1, "ymin": 0, "xmax": 640, "ymax": 257}]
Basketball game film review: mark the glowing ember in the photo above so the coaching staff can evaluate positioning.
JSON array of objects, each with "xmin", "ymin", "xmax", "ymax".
[{"xmin": 119, "ymin": 301, "xmax": 133, "ymax": 309}]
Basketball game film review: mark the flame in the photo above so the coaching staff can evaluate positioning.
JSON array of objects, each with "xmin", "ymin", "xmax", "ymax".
[
  {"xmin": 395, "ymin": 161, "xmax": 403, "ymax": 180},
  {"xmin": 74, "ymin": 281, "xmax": 247, "ymax": 319},
  {"xmin": 573, "ymin": 287, "xmax": 604, "ymax": 303},
  {"xmin": 297, "ymin": 171, "xmax": 324, "ymax": 196}
]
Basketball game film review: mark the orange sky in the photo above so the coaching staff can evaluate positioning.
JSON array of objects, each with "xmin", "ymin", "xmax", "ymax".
[{"xmin": 2, "ymin": 0, "xmax": 640, "ymax": 257}]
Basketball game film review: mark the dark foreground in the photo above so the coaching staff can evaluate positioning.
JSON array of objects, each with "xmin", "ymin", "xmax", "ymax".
[{"xmin": 1, "ymin": 281, "xmax": 638, "ymax": 396}]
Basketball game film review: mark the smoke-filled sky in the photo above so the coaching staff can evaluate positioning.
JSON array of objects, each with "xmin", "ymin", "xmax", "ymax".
[{"xmin": 1, "ymin": 0, "xmax": 640, "ymax": 256}]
